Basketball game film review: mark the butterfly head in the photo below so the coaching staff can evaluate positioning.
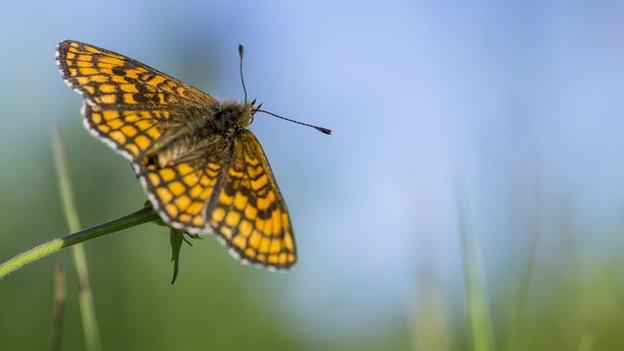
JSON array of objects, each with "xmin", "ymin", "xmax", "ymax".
[{"xmin": 211, "ymin": 99, "xmax": 259, "ymax": 135}]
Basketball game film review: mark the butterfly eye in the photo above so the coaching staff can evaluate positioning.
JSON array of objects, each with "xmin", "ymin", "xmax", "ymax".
[{"xmin": 215, "ymin": 109, "xmax": 236, "ymax": 122}]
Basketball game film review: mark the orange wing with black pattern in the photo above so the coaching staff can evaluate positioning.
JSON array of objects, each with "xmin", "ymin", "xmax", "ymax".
[
  {"xmin": 56, "ymin": 39, "xmax": 215, "ymax": 107},
  {"xmin": 82, "ymin": 104, "xmax": 175, "ymax": 161},
  {"xmin": 57, "ymin": 40, "xmax": 216, "ymax": 162},
  {"xmin": 205, "ymin": 130, "xmax": 296, "ymax": 269},
  {"xmin": 57, "ymin": 40, "xmax": 226, "ymax": 236},
  {"xmin": 138, "ymin": 143, "xmax": 229, "ymax": 235},
  {"xmin": 137, "ymin": 130, "xmax": 296, "ymax": 268}
]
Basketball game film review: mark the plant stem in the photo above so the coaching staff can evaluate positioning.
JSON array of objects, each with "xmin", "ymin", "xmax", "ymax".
[
  {"xmin": 52, "ymin": 124, "xmax": 102, "ymax": 351},
  {"xmin": 0, "ymin": 206, "xmax": 159, "ymax": 280}
]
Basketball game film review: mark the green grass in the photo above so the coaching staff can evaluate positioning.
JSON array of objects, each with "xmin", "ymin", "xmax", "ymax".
[{"xmin": 407, "ymin": 177, "xmax": 624, "ymax": 351}]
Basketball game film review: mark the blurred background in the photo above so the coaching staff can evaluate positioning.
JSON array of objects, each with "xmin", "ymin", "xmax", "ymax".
[{"xmin": 1, "ymin": 0, "xmax": 624, "ymax": 350}]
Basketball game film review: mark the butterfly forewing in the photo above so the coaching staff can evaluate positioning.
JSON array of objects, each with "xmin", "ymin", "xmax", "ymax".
[
  {"xmin": 57, "ymin": 40, "xmax": 216, "ymax": 107},
  {"xmin": 82, "ymin": 104, "xmax": 172, "ymax": 160}
]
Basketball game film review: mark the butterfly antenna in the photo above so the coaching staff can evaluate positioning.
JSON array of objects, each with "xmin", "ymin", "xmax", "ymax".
[
  {"xmin": 257, "ymin": 109, "xmax": 333, "ymax": 135},
  {"xmin": 238, "ymin": 43, "xmax": 248, "ymax": 103}
]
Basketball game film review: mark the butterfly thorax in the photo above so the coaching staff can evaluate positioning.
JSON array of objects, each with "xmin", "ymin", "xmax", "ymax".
[{"xmin": 145, "ymin": 100, "xmax": 256, "ymax": 168}]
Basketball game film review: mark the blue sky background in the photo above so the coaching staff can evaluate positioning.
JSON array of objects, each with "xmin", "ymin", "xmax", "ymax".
[{"xmin": 2, "ymin": 0, "xmax": 624, "ymax": 349}]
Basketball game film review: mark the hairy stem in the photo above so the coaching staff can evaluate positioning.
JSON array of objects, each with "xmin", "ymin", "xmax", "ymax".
[{"xmin": 0, "ymin": 206, "xmax": 159, "ymax": 280}]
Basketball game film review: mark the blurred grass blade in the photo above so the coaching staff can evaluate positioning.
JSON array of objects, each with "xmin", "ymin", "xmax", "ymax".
[
  {"xmin": 52, "ymin": 124, "xmax": 102, "ymax": 351},
  {"xmin": 456, "ymin": 177, "xmax": 494, "ymax": 351},
  {"xmin": 507, "ymin": 180, "xmax": 540, "ymax": 351},
  {"xmin": 50, "ymin": 262, "xmax": 66, "ymax": 351},
  {"xmin": 577, "ymin": 327, "xmax": 595, "ymax": 351},
  {"xmin": 410, "ymin": 277, "xmax": 452, "ymax": 351}
]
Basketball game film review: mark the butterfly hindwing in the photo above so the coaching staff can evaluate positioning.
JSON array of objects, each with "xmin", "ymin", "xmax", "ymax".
[
  {"xmin": 137, "ymin": 130, "xmax": 297, "ymax": 269},
  {"xmin": 205, "ymin": 130, "xmax": 297, "ymax": 268},
  {"xmin": 139, "ymin": 157, "xmax": 225, "ymax": 235}
]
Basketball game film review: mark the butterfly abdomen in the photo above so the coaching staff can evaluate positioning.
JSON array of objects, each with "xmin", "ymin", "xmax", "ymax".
[
  {"xmin": 147, "ymin": 126, "xmax": 229, "ymax": 168},
  {"xmin": 141, "ymin": 128, "xmax": 202, "ymax": 168},
  {"xmin": 155, "ymin": 136, "xmax": 194, "ymax": 166}
]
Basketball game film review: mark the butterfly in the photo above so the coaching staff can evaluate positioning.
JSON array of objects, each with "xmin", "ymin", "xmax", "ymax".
[{"xmin": 56, "ymin": 40, "xmax": 331, "ymax": 269}]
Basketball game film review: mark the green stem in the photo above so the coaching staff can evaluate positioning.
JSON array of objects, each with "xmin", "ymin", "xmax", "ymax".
[{"xmin": 0, "ymin": 206, "xmax": 159, "ymax": 280}]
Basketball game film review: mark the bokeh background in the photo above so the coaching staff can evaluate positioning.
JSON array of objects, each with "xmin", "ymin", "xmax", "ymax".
[{"xmin": 2, "ymin": 0, "xmax": 624, "ymax": 350}]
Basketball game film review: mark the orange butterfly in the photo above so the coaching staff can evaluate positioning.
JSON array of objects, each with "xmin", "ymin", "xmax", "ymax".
[{"xmin": 56, "ymin": 40, "xmax": 330, "ymax": 269}]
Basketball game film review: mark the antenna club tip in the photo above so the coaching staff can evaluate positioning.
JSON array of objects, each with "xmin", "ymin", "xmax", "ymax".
[
  {"xmin": 238, "ymin": 43, "xmax": 245, "ymax": 55},
  {"xmin": 316, "ymin": 127, "xmax": 333, "ymax": 135}
]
